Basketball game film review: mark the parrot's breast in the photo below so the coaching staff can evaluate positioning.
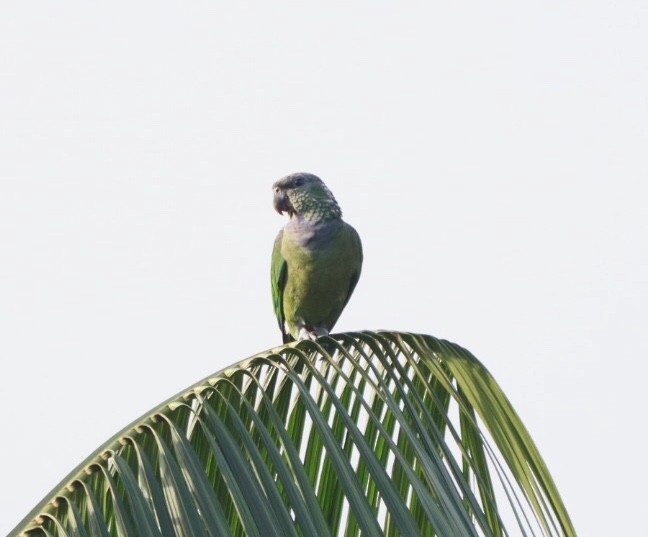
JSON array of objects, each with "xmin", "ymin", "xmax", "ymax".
[{"xmin": 281, "ymin": 219, "xmax": 362, "ymax": 334}]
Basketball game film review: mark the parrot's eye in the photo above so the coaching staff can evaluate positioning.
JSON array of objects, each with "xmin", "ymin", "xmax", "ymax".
[{"xmin": 293, "ymin": 177, "xmax": 304, "ymax": 187}]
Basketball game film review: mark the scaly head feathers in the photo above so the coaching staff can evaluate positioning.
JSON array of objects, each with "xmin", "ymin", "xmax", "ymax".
[{"xmin": 273, "ymin": 173, "xmax": 342, "ymax": 221}]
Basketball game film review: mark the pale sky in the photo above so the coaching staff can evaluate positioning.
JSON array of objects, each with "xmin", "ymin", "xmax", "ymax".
[{"xmin": 1, "ymin": 2, "xmax": 647, "ymax": 535}]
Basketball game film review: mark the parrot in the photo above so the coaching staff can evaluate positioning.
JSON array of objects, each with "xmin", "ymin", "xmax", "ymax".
[{"xmin": 271, "ymin": 172, "xmax": 363, "ymax": 343}]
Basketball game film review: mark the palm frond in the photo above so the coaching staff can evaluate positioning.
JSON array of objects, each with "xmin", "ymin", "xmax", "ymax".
[{"xmin": 9, "ymin": 331, "xmax": 575, "ymax": 537}]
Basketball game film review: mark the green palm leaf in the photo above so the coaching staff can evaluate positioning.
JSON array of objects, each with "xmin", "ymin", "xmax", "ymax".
[{"xmin": 9, "ymin": 331, "xmax": 575, "ymax": 537}]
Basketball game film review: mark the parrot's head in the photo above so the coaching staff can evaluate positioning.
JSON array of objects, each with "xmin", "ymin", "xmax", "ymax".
[{"xmin": 273, "ymin": 173, "xmax": 342, "ymax": 221}]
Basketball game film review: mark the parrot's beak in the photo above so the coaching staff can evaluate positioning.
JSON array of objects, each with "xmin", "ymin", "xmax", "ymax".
[{"xmin": 273, "ymin": 188, "xmax": 294, "ymax": 216}]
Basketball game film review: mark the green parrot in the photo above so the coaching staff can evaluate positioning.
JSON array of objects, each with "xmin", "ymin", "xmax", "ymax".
[{"xmin": 271, "ymin": 173, "xmax": 363, "ymax": 343}]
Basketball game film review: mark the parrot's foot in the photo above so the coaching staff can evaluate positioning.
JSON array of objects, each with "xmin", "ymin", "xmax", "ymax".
[
  {"xmin": 296, "ymin": 324, "xmax": 329, "ymax": 341},
  {"xmin": 297, "ymin": 327, "xmax": 316, "ymax": 341}
]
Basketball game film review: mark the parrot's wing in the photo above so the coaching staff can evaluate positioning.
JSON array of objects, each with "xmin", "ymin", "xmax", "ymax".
[
  {"xmin": 271, "ymin": 230, "xmax": 292, "ymax": 343},
  {"xmin": 342, "ymin": 224, "xmax": 363, "ymax": 309}
]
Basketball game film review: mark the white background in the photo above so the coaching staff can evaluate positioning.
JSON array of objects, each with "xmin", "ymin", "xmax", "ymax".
[{"xmin": 1, "ymin": 2, "xmax": 647, "ymax": 535}]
